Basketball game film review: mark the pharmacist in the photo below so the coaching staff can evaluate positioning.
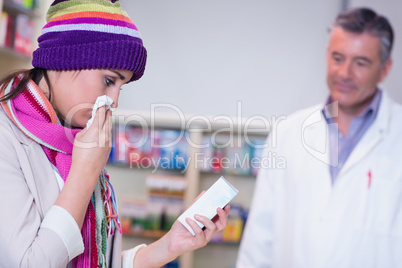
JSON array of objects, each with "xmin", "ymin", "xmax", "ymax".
[{"xmin": 237, "ymin": 7, "xmax": 402, "ymax": 268}]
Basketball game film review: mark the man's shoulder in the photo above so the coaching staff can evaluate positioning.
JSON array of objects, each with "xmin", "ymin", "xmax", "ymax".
[
  {"xmin": 288, "ymin": 104, "xmax": 323, "ymax": 120},
  {"xmin": 380, "ymin": 91, "xmax": 402, "ymax": 126},
  {"xmin": 388, "ymin": 97, "xmax": 402, "ymax": 114},
  {"xmin": 267, "ymin": 104, "xmax": 325, "ymax": 152},
  {"xmin": 275, "ymin": 103, "xmax": 323, "ymax": 132}
]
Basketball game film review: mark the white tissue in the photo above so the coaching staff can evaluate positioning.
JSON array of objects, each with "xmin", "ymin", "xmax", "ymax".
[
  {"xmin": 86, "ymin": 95, "xmax": 114, "ymax": 129},
  {"xmin": 178, "ymin": 176, "xmax": 238, "ymax": 236}
]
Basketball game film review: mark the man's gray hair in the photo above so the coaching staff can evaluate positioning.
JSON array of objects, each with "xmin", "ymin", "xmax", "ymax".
[{"xmin": 331, "ymin": 7, "xmax": 394, "ymax": 66}]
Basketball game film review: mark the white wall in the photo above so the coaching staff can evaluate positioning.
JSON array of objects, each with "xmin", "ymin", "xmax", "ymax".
[
  {"xmin": 118, "ymin": 0, "xmax": 341, "ymax": 118},
  {"xmin": 348, "ymin": 0, "xmax": 402, "ymax": 103}
]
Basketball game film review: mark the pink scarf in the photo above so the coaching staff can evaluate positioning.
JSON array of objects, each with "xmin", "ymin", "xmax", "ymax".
[{"xmin": 1, "ymin": 76, "xmax": 121, "ymax": 267}]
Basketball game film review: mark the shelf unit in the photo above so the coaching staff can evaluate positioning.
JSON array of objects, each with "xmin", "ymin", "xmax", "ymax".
[
  {"xmin": 0, "ymin": 0, "xmax": 49, "ymax": 75},
  {"xmin": 2, "ymin": 0, "xmax": 39, "ymax": 17},
  {"xmin": 108, "ymin": 110, "xmax": 269, "ymax": 268}
]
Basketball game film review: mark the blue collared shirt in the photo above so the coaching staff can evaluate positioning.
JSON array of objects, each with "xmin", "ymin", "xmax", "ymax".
[{"xmin": 322, "ymin": 90, "xmax": 382, "ymax": 183}]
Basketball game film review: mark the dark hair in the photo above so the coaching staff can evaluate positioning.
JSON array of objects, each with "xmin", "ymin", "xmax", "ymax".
[
  {"xmin": 0, "ymin": 68, "xmax": 52, "ymax": 102},
  {"xmin": 332, "ymin": 7, "xmax": 394, "ymax": 65}
]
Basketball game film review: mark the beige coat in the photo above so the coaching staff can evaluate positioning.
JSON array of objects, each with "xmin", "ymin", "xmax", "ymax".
[{"xmin": 0, "ymin": 105, "xmax": 122, "ymax": 267}]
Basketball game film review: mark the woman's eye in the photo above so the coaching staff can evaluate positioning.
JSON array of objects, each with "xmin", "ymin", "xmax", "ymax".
[{"xmin": 105, "ymin": 77, "xmax": 115, "ymax": 86}]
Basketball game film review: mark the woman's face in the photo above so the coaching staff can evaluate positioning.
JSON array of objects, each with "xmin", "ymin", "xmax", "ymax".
[{"xmin": 47, "ymin": 69, "xmax": 133, "ymax": 128}]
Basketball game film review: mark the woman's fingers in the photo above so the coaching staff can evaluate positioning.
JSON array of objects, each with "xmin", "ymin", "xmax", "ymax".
[
  {"xmin": 185, "ymin": 218, "xmax": 204, "ymax": 237},
  {"xmin": 92, "ymin": 105, "xmax": 107, "ymax": 129},
  {"xmin": 86, "ymin": 105, "xmax": 113, "ymax": 148},
  {"xmin": 164, "ymin": 205, "xmax": 230, "ymax": 258},
  {"xmin": 104, "ymin": 109, "xmax": 113, "ymax": 147},
  {"xmin": 104, "ymin": 109, "xmax": 112, "ymax": 130},
  {"xmin": 194, "ymin": 214, "xmax": 216, "ymax": 240},
  {"xmin": 185, "ymin": 212, "xmax": 222, "ymax": 241},
  {"xmin": 214, "ymin": 206, "xmax": 230, "ymax": 231},
  {"xmin": 185, "ymin": 217, "xmax": 208, "ymax": 246},
  {"xmin": 185, "ymin": 205, "xmax": 230, "ymax": 239}
]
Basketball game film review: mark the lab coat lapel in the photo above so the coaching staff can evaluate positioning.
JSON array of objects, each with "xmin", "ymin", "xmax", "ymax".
[
  {"xmin": 300, "ymin": 106, "xmax": 333, "ymax": 206},
  {"xmin": 338, "ymin": 90, "xmax": 390, "ymax": 177},
  {"xmin": 300, "ymin": 107, "xmax": 331, "ymax": 168}
]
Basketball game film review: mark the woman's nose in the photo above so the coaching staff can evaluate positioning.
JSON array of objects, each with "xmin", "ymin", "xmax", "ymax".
[{"xmin": 108, "ymin": 88, "xmax": 120, "ymax": 108}]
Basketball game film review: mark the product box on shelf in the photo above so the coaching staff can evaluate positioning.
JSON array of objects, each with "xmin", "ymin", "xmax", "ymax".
[
  {"xmin": 225, "ymin": 139, "xmax": 252, "ymax": 176},
  {"xmin": 197, "ymin": 135, "xmax": 214, "ymax": 172},
  {"xmin": 250, "ymin": 138, "xmax": 267, "ymax": 176},
  {"xmin": 113, "ymin": 124, "xmax": 129, "ymax": 164},
  {"xmin": 120, "ymin": 199, "xmax": 147, "ymax": 234},
  {"xmin": 210, "ymin": 204, "xmax": 248, "ymax": 244},
  {"xmin": 4, "ymin": 14, "xmax": 15, "ymax": 48},
  {"xmin": 110, "ymin": 126, "xmax": 189, "ymax": 171},
  {"xmin": 147, "ymin": 174, "xmax": 186, "ymax": 231},
  {"xmin": 126, "ymin": 126, "xmax": 152, "ymax": 166},
  {"xmin": 198, "ymin": 133, "xmax": 264, "ymax": 176},
  {"xmin": 222, "ymin": 204, "xmax": 244, "ymax": 243},
  {"xmin": 23, "ymin": 0, "xmax": 36, "ymax": 9},
  {"xmin": 0, "ymin": 12, "xmax": 8, "ymax": 47},
  {"xmin": 120, "ymin": 174, "xmax": 187, "ymax": 235},
  {"xmin": 159, "ymin": 130, "xmax": 188, "ymax": 170},
  {"xmin": 6, "ymin": 0, "xmax": 36, "ymax": 10},
  {"xmin": 13, "ymin": 14, "xmax": 34, "ymax": 55}
]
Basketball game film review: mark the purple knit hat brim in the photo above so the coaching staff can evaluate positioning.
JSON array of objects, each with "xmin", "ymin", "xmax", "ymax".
[{"xmin": 32, "ymin": 31, "xmax": 147, "ymax": 81}]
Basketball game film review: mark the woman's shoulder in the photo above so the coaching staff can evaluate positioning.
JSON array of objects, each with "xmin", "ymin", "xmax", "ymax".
[
  {"xmin": 0, "ymin": 105, "xmax": 34, "ymax": 146},
  {"xmin": 0, "ymin": 105, "xmax": 16, "ymax": 140}
]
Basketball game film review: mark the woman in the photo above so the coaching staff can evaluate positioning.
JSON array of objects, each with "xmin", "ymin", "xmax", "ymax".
[{"xmin": 0, "ymin": 0, "xmax": 229, "ymax": 267}]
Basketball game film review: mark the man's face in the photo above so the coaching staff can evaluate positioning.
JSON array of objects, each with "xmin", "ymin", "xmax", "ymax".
[{"xmin": 326, "ymin": 27, "xmax": 391, "ymax": 114}]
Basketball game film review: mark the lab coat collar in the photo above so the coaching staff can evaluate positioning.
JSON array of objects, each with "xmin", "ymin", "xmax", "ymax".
[
  {"xmin": 300, "ymin": 104, "xmax": 332, "ymax": 168},
  {"xmin": 337, "ymin": 89, "xmax": 391, "ymax": 177},
  {"xmin": 300, "ymin": 89, "xmax": 393, "ymax": 182}
]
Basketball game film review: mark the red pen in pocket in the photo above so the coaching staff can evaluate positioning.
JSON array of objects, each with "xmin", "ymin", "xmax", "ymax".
[{"xmin": 367, "ymin": 170, "xmax": 372, "ymax": 188}]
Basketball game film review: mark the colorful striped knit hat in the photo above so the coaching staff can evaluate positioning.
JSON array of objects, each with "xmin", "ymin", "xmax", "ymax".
[{"xmin": 32, "ymin": 0, "xmax": 147, "ymax": 81}]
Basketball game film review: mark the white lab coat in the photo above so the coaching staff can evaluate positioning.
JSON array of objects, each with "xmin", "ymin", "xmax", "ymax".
[{"xmin": 237, "ymin": 90, "xmax": 402, "ymax": 268}]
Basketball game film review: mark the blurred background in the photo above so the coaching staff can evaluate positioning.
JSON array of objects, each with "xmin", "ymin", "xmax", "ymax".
[{"xmin": 119, "ymin": 0, "xmax": 402, "ymax": 118}]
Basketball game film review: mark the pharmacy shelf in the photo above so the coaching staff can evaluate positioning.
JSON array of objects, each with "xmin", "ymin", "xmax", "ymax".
[
  {"xmin": 0, "ymin": 0, "xmax": 51, "ymax": 75},
  {"xmin": 109, "ymin": 110, "xmax": 268, "ymax": 268},
  {"xmin": 3, "ymin": 0, "xmax": 39, "ymax": 18}
]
